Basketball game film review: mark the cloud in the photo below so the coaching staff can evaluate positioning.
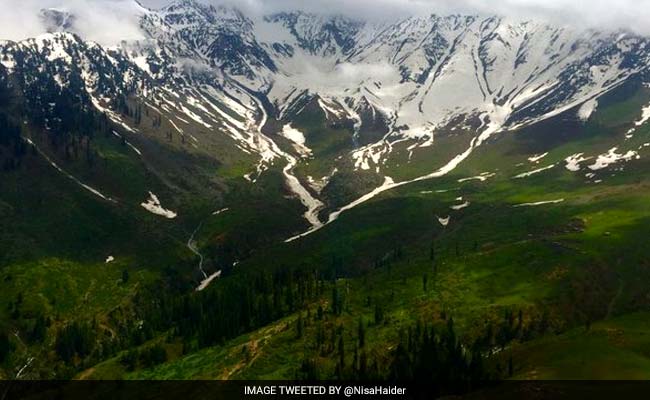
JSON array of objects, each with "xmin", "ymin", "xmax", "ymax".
[
  {"xmin": 447, "ymin": 0, "xmax": 650, "ymax": 33},
  {"xmin": 0, "ymin": 1, "xmax": 45, "ymax": 42},
  {"xmin": 3, "ymin": 0, "xmax": 650, "ymax": 45},
  {"xmin": 67, "ymin": 0, "xmax": 148, "ymax": 44},
  {"xmin": 0, "ymin": 0, "xmax": 147, "ymax": 45},
  {"xmin": 285, "ymin": 60, "xmax": 399, "ymax": 89},
  {"xmin": 335, "ymin": 62, "xmax": 397, "ymax": 83},
  {"xmin": 141, "ymin": 0, "xmax": 650, "ymax": 34}
]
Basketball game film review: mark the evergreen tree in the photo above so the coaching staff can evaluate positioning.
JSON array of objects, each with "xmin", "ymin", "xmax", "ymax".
[
  {"xmin": 296, "ymin": 357, "xmax": 320, "ymax": 380},
  {"xmin": 331, "ymin": 286, "xmax": 343, "ymax": 316},
  {"xmin": 359, "ymin": 350, "xmax": 368, "ymax": 379},
  {"xmin": 0, "ymin": 332, "xmax": 13, "ymax": 363},
  {"xmin": 29, "ymin": 314, "xmax": 47, "ymax": 343},
  {"xmin": 357, "ymin": 318, "xmax": 366, "ymax": 349},
  {"xmin": 295, "ymin": 314, "xmax": 304, "ymax": 339},
  {"xmin": 508, "ymin": 354, "xmax": 514, "ymax": 377},
  {"xmin": 55, "ymin": 321, "xmax": 94, "ymax": 363},
  {"xmin": 337, "ymin": 335, "xmax": 345, "ymax": 370},
  {"xmin": 374, "ymin": 303, "xmax": 384, "ymax": 325}
]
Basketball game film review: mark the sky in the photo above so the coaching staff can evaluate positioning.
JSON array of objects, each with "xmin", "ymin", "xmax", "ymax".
[
  {"xmin": 2, "ymin": 0, "xmax": 650, "ymax": 45},
  {"xmin": 142, "ymin": 0, "xmax": 650, "ymax": 31}
]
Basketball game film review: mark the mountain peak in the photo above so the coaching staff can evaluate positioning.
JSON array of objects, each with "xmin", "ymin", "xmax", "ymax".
[
  {"xmin": 161, "ymin": 0, "xmax": 246, "ymax": 26},
  {"xmin": 163, "ymin": 0, "xmax": 206, "ymax": 10}
]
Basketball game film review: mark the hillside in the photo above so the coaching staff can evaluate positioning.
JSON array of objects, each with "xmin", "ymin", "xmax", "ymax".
[{"xmin": 1, "ymin": 0, "xmax": 650, "ymax": 390}]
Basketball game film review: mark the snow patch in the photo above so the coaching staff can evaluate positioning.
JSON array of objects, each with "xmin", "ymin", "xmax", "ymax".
[
  {"xmin": 451, "ymin": 201, "xmax": 470, "ymax": 211},
  {"xmin": 564, "ymin": 153, "xmax": 591, "ymax": 172},
  {"xmin": 513, "ymin": 199, "xmax": 565, "ymax": 207},
  {"xmin": 577, "ymin": 99, "xmax": 598, "ymax": 121},
  {"xmin": 528, "ymin": 153, "xmax": 548, "ymax": 163},
  {"xmin": 287, "ymin": 111, "xmax": 508, "ymax": 242},
  {"xmin": 180, "ymin": 104, "xmax": 212, "ymax": 128},
  {"xmin": 111, "ymin": 131, "xmax": 142, "ymax": 155},
  {"xmin": 318, "ymin": 98, "xmax": 344, "ymax": 119},
  {"xmin": 635, "ymin": 103, "xmax": 650, "ymax": 127},
  {"xmin": 281, "ymin": 124, "xmax": 312, "ymax": 157},
  {"xmin": 169, "ymin": 119, "xmax": 184, "ymax": 135},
  {"xmin": 282, "ymin": 156, "xmax": 323, "ymax": 228},
  {"xmin": 458, "ymin": 172, "xmax": 496, "ymax": 183},
  {"xmin": 588, "ymin": 147, "xmax": 639, "ymax": 171},
  {"xmin": 307, "ymin": 169, "xmax": 337, "ymax": 194},
  {"xmin": 196, "ymin": 271, "xmax": 222, "ymax": 291},
  {"xmin": 140, "ymin": 192, "xmax": 177, "ymax": 219},
  {"xmin": 514, "ymin": 164, "xmax": 556, "ymax": 179},
  {"xmin": 25, "ymin": 138, "xmax": 116, "ymax": 203},
  {"xmin": 91, "ymin": 97, "xmax": 137, "ymax": 134},
  {"xmin": 281, "ymin": 123, "xmax": 306, "ymax": 145},
  {"xmin": 625, "ymin": 103, "xmax": 650, "ymax": 138},
  {"xmin": 352, "ymin": 141, "xmax": 390, "ymax": 171}
]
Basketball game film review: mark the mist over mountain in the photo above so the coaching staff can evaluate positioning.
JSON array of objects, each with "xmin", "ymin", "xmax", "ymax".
[{"xmin": 5, "ymin": 0, "xmax": 650, "ymax": 45}]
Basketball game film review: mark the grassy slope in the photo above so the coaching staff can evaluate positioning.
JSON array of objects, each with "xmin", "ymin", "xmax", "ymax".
[
  {"xmin": 5, "ymin": 77, "xmax": 650, "ymax": 380},
  {"xmin": 510, "ymin": 313, "xmax": 650, "ymax": 380},
  {"xmin": 0, "ymin": 95, "xmax": 311, "ymax": 377},
  {"xmin": 92, "ymin": 81, "xmax": 650, "ymax": 380},
  {"xmin": 88, "ymin": 156, "xmax": 650, "ymax": 379}
]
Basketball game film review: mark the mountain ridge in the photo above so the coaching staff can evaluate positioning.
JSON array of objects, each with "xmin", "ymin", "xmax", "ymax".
[{"xmin": 2, "ymin": 0, "xmax": 650, "ymax": 233}]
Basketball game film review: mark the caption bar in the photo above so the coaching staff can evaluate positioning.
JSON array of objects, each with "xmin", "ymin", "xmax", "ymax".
[{"xmin": 245, "ymin": 385, "xmax": 406, "ymax": 397}]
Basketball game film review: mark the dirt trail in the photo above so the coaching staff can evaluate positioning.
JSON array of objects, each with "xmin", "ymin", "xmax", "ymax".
[{"xmin": 219, "ymin": 322, "xmax": 288, "ymax": 380}]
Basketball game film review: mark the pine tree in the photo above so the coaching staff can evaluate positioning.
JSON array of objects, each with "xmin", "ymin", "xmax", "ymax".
[
  {"xmin": 359, "ymin": 350, "xmax": 368, "ymax": 379},
  {"xmin": 55, "ymin": 321, "xmax": 94, "ymax": 363},
  {"xmin": 357, "ymin": 318, "xmax": 366, "ymax": 348},
  {"xmin": 338, "ymin": 335, "xmax": 345, "ymax": 370},
  {"xmin": 0, "ymin": 332, "xmax": 13, "ymax": 362},
  {"xmin": 331, "ymin": 286, "xmax": 342, "ymax": 316},
  {"xmin": 295, "ymin": 314, "xmax": 303, "ymax": 339},
  {"xmin": 508, "ymin": 355, "xmax": 514, "ymax": 377},
  {"xmin": 389, "ymin": 342, "xmax": 412, "ymax": 380},
  {"xmin": 296, "ymin": 358, "xmax": 320, "ymax": 380},
  {"xmin": 374, "ymin": 303, "xmax": 384, "ymax": 325},
  {"xmin": 29, "ymin": 314, "xmax": 47, "ymax": 343}
]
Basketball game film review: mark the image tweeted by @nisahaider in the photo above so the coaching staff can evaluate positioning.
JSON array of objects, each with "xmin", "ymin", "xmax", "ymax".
[{"xmin": 244, "ymin": 384, "xmax": 407, "ymax": 397}]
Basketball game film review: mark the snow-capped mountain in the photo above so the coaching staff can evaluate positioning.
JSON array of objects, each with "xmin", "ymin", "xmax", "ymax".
[{"xmin": 2, "ymin": 0, "xmax": 650, "ymax": 235}]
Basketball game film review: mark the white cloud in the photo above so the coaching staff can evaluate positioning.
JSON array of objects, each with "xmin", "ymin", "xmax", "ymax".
[
  {"xmin": 69, "ymin": 0, "xmax": 148, "ymax": 45},
  {"xmin": 0, "ymin": 1, "xmax": 45, "ymax": 42},
  {"xmin": 3, "ymin": 0, "xmax": 650, "ymax": 44},
  {"xmin": 287, "ymin": 60, "xmax": 399, "ymax": 89},
  {"xmin": 175, "ymin": 0, "xmax": 650, "ymax": 34},
  {"xmin": 1, "ymin": 0, "xmax": 148, "ymax": 45},
  {"xmin": 335, "ymin": 62, "xmax": 397, "ymax": 84}
]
